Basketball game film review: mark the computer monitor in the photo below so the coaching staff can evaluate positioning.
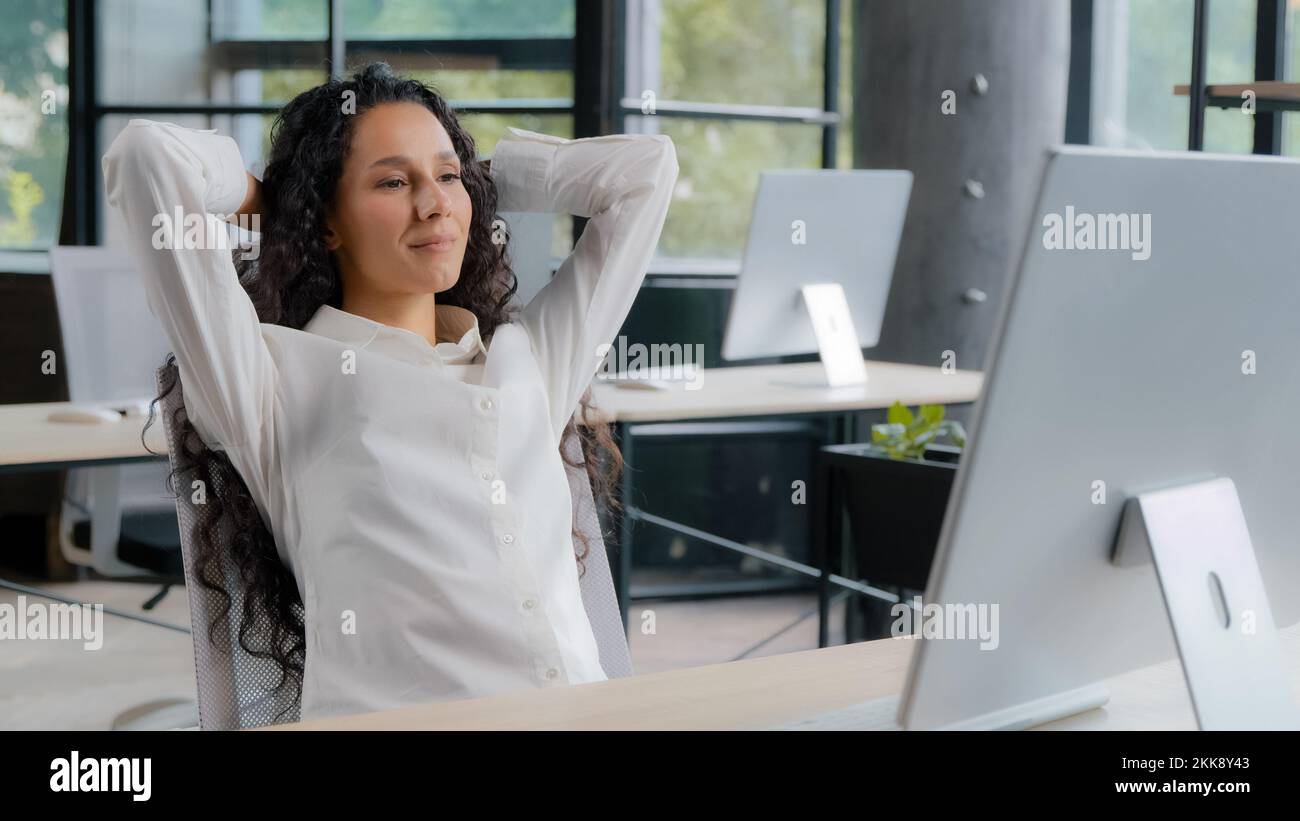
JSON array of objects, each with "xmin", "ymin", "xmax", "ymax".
[
  {"xmin": 898, "ymin": 146, "xmax": 1300, "ymax": 730},
  {"xmin": 720, "ymin": 170, "xmax": 912, "ymax": 386}
]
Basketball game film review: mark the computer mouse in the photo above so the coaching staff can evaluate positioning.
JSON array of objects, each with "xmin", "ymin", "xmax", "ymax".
[
  {"xmin": 47, "ymin": 406, "xmax": 123, "ymax": 424},
  {"xmin": 120, "ymin": 400, "xmax": 153, "ymax": 418}
]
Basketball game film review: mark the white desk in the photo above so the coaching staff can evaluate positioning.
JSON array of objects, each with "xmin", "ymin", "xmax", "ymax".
[
  {"xmin": 589, "ymin": 360, "xmax": 982, "ymax": 423},
  {"xmin": 0, "ymin": 361, "xmax": 981, "ymax": 467},
  {"xmin": 0, "ymin": 401, "xmax": 164, "ymax": 472},
  {"xmin": 267, "ymin": 622, "xmax": 1300, "ymax": 731}
]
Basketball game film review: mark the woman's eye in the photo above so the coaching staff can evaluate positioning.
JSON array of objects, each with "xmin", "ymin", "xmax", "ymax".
[
  {"xmin": 379, "ymin": 178, "xmax": 406, "ymax": 189},
  {"xmin": 440, "ymin": 173, "xmax": 462, "ymax": 183}
]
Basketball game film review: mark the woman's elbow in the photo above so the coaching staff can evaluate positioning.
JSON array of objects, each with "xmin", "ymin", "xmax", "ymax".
[
  {"xmin": 649, "ymin": 134, "xmax": 679, "ymax": 184},
  {"xmin": 103, "ymin": 122, "xmax": 162, "ymax": 175},
  {"xmin": 102, "ymin": 123, "xmax": 165, "ymax": 205},
  {"xmin": 103, "ymin": 122, "xmax": 211, "ymax": 217}
]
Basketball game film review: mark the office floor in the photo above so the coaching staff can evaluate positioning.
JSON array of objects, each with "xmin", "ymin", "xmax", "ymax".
[{"xmin": 0, "ymin": 573, "xmax": 849, "ymax": 730}]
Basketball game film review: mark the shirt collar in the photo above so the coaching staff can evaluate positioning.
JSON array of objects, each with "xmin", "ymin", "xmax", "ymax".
[{"xmin": 303, "ymin": 303, "xmax": 487, "ymax": 364}]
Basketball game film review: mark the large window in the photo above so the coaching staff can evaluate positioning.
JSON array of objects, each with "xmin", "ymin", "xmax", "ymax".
[
  {"xmin": 622, "ymin": 0, "xmax": 851, "ymax": 262},
  {"xmin": 1092, "ymin": 0, "xmax": 1249, "ymax": 151},
  {"xmin": 1091, "ymin": 0, "xmax": 1299, "ymax": 156},
  {"xmin": 0, "ymin": 0, "xmax": 68, "ymax": 250},
  {"xmin": 84, "ymin": 0, "xmax": 576, "ymax": 254}
]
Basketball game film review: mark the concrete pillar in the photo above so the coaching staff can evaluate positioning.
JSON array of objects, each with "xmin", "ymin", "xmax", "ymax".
[{"xmin": 853, "ymin": 0, "xmax": 1070, "ymax": 378}]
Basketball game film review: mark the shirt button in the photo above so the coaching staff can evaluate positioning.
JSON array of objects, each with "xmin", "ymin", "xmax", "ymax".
[
  {"xmin": 481, "ymin": 470, "xmax": 492, "ymax": 481},
  {"xmin": 522, "ymin": 598, "xmax": 536, "ymax": 610},
  {"xmin": 480, "ymin": 397, "xmax": 493, "ymax": 411},
  {"xmin": 546, "ymin": 668, "xmax": 559, "ymax": 680},
  {"xmin": 501, "ymin": 533, "xmax": 514, "ymax": 545}
]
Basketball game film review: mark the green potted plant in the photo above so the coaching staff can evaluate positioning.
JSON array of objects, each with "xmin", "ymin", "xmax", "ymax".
[
  {"xmin": 820, "ymin": 402, "xmax": 967, "ymax": 640},
  {"xmin": 868, "ymin": 401, "xmax": 967, "ymax": 463}
]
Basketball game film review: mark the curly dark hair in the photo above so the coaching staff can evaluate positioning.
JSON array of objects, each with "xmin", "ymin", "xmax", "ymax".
[{"xmin": 144, "ymin": 62, "xmax": 624, "ymax": 722}]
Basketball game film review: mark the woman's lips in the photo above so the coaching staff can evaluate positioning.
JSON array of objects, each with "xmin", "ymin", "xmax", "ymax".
[{"xmin": 409, "ymin": 238, "xmax": 455, "ymax": 253}]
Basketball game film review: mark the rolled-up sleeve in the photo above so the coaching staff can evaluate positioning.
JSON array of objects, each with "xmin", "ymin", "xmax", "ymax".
[
  {"xmin": 492, "ymin": 126, "xmax": 679, "ymax": 442},
  {"xmin": 102, "ymin": 119, "xmax": 278, "ymax": 514}
]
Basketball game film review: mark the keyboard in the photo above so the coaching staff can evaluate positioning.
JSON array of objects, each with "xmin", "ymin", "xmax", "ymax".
[{"xmin": 769, "ymin": 695, "xmax": 903, "ymax": 730}]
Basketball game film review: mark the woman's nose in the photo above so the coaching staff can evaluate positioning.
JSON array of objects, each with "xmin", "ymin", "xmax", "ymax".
[{"xmin": 415, "ymin": 180, "xmax": 452, "ymax": 220}]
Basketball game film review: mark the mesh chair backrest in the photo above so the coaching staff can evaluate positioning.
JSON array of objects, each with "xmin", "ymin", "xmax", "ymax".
[
  {"xmin": 157, "ymin": 365, "xmax": 632, "ymax": 729},
  {"xmin": 562, "ymin": 429, "xmax": 634, "ymax": 680},
  {"xmin": 157, "ymin": 365, "xmax": 301, "ymax": 730}
]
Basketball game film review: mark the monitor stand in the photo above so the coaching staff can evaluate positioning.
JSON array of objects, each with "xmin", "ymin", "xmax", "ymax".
[
  {"xmin": 932, "ymin": 683, "xmax": 1112, "ymax": 731},
  {"xmin": 1108, "ymin": 476, "xmax": 1300, "ymax": 729},
  {"xmin": 921, "ymin": 477, "xmax": 1299, "ymax": 731},
  {"xmin": 770, "ymin": 283, "xmax": 870, "ymax": 390}
]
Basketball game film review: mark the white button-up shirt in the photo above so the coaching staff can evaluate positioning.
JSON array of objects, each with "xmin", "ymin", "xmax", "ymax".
[{"xmin": 102, "ymin": 118, "xmax": 678, "ymax": 721}]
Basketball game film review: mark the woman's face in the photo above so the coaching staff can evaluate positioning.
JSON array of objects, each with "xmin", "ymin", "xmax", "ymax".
[{"xmin": 325, "ymin": 101, "xmax": 473, "ymax": 298}]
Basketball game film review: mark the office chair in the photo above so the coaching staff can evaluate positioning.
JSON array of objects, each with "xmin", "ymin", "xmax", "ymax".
[{"xmin": 156, "ymin": 363, "xmax": 634, "ymax": 730}]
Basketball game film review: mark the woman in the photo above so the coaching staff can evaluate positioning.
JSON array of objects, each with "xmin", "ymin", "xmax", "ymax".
[{"xmin": 101, "ymin": 62, "xmax": 678, "ymax": 723}]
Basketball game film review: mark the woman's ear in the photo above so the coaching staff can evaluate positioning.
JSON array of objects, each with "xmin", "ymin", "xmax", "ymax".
[{"xmin": 324, "ymin": 215, "xmax": 341, "ymax": 251}]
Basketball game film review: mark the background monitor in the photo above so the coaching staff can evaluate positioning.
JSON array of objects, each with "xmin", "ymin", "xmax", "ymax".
[
  {"xmin": 721, "ymin": 169, "xmax": 912, "ymax": 363},
  {"xmin": 49, "ymin": 245, "xmax": 171, "ymax": 405}
]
